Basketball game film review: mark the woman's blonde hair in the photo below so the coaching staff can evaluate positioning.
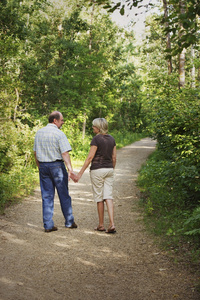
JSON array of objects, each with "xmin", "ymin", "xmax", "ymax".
[{"xmin": 92, "ymin": 118, "xmax": 108, "ymax": 134}]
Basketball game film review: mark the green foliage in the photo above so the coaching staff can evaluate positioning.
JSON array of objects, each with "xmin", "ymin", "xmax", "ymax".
[
  {"xmin": 97, "ymin": 0, "xmax": 200, "ymax": 55},
  {"xmin": 0, "ymin": 119, "xmax": 38, "ymax": 211},
  {"xmin": 0, "ymin": 167, "xmax": 38, "ymax": 213},
  {"xmin": 138, "ymin": 150, "xmax": 199, "ymax": 212},
  {"xmin": 138, "ymin": 148, "xmax": 200, "ymax": 262},
  {"xmin": 0, "ymin": 101, "xmax": 42, "ymax": 212},
  {"xmin": 110, "ymin": 130, "xmax": 146, "ymax": 149},
  {"xmin": 62, "ymin": 120, "xmax": 93, "ymax": 161},
  {"xmin": 0, "ymin": 0, "xmax": 146, "ymax": 213},
  {"xmin": 136, "ymin": 7, "xmax": 200, "ymax": 259},
  {"xmin": 162, "ymin": 0, "xmax": 200, "ymax": 55},
  {"xmin": 183, "ymin": 206, "xmax": 200, "ymax": 236},
  {"xmin": 148, "ymin": 88, "xmax": 200, "ymax": 205},
  {"xmin": 138, "ymin": 85, "xmax": 200, "ymax": 256}
]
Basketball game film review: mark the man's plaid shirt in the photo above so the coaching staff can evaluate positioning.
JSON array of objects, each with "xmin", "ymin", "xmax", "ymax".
[{"xmin": 33, "ymin": 124, "xmax": 72, "ymax": 162}]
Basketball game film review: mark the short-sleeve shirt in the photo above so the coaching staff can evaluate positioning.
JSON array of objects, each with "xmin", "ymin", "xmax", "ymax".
[
  {"xmin": 90, "ymin": 134, "xmax": 116, "ymax": 170},
  {"xmin": 33, "ymin": 124, "xmax": 72, "ymax": 162}
]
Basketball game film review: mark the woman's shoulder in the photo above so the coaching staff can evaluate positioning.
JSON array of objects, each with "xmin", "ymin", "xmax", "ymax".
[
  {"xmin": 92, "ymin": 133, "xmax": 115, "ymax": 141},
  {"xmin": 90, "ymin": 134, "xmax": 99, "ymax": 145},
  {"xmin": 106, "ymin": 134, "xmax": 115, "ymax": 140}
]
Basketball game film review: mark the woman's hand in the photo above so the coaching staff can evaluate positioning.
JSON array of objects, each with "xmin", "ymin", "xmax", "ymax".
[
  {"xmin": 70, "ymin": 171, "xmax": 79, "ymax": 182},
  {"xmin": 74, "ymin": 172, "xmax": 82, "ymax": 183}
]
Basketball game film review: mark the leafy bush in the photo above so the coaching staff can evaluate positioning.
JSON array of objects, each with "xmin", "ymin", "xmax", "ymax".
[
  {"xmin": 0, "ymin": 166, "xmax": 38, "ymax": 213},
  {"xmin": 138, "ymin": 86, "xmax": 200, "ymax": 255},
  {"xmin": 144, "ymin": 87, "xmax": 200, "ymax": 205},
  {"xmin": 184, "ymin": 206, "xmax": 200, "ymax": 237},
  {"xmin": 0, "ymin": 117, "xmax": 40, "ymax": 213},
  {"xmin": 138, "ymin": 150, "xmax": 199, "ymax": 210}
]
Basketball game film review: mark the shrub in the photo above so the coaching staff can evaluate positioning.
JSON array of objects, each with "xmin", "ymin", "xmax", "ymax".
[
  {"xmin": 184, "ymin": 206, "xmax": 200, "ymax": 237},
  {"xmin": 138, "ymin": 86, "xmax": 200, "ymax": 255}
]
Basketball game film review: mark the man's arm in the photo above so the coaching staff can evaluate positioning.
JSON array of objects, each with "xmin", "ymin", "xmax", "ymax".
[
  {"xmin": 62, "ymin": 151, "xmax": 76, "ymax": 181},
  {"xmin": 34, "ymin": 151, "xmax": 40, "ymax": 168}
]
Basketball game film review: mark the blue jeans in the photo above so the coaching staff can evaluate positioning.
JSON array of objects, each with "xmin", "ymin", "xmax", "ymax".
[{"xmin": 39, "ymin": 161, "xmax": 74, "ymax": 229}]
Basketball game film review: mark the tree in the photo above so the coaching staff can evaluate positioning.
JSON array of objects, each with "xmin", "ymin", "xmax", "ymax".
[{"xmin": 162, "ymin": 0, "xmax": 172, "ymax": 74}]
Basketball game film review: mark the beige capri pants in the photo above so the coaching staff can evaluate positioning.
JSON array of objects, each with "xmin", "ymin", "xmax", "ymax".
[{"xmin": 90, "ymin": 168, "xmax": 114, "ymax": 203}]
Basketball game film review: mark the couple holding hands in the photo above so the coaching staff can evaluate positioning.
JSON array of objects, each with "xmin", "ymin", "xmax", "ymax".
[{"xmin": 34, "ymin": 111, "xmax": 116, "ymax": 234}]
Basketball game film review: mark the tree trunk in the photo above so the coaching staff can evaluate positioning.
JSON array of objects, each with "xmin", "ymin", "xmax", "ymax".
[
  {"xmin": 89, "ymin": 1, "xmax": 95, "ymax": 53},
  {"xmin": 82, "ymin": 112, "xmax": 87, "ymax": 140},
  {"xmin": 178, "ymin": 0, "xmax": 186, "ymax": 88},
  {"xmin": 14, "ymin": 88, "xmax": 19, "ymax": 122},
  {"xmin": 179, "ymin": 49, "xmax": 186, "ymax": 88},
  {"xmin": 191, "ymin": 45, "xmax": 195, "ymax": 88},
  {"xmin": 162, "ymin": 0, "xmax": 172, "ymax": 74}
]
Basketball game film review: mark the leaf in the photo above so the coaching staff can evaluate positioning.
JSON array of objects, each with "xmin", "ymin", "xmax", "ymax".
[
  {"xmin": 103, "ymin": 5, "xmax": 112, "ymax": 9},
  {"xmin": 120, "ymin": 5, "xmax": 125, "ymax": 16},
  {"xmin": 185, "ymin": 229, "xmax": 200, "ymax": 236},
  {"xmin": 108, "ymin": 2, "xmax": 121, "ymax": 13}
]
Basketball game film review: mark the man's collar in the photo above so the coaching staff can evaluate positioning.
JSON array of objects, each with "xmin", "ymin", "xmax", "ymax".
[{"xmin": 47, "ymin": 123, "xmax": 58, "ymax": 128}]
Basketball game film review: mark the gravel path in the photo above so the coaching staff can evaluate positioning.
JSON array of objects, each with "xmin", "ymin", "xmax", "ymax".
[{"xmin": 0, "ymin": 138, "xmax": 199, "ymax": 300}]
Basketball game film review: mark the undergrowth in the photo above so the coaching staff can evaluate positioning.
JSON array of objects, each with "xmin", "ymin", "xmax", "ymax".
[
  {"xmin": 0, "ymin": 167, "xmax": 38, "ymax": 214},
  {"xmin": 137, "ymin": 149, "xmax": 200, "ymax": 267}
]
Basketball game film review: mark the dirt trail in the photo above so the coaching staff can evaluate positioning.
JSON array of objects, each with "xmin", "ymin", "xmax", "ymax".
[{"xmin": 0, "ymin": 138, "xmax": 199, "ymax": 300}]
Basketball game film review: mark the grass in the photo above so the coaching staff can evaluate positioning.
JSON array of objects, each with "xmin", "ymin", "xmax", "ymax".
[
  {"xmin": 0, "ymin": 167, "xmax": 39, "ymax": 214},
  {"xmin": 110, "ymin": 130, "xmax": 146, "ymax": 149}
]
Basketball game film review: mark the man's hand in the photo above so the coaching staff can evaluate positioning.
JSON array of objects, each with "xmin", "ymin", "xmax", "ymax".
[
  {"xmin": 69, "ymin": 171, "xmax": 79, "ymax": 182},
  {"xmin": 34, "ymin": 151, "xmax": 40, "ymax": 168}
]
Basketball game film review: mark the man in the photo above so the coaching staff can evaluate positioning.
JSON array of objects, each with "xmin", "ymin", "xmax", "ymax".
[{"xmin": 33, "ymin": 111, "xmax": 77, "ymax": 232}]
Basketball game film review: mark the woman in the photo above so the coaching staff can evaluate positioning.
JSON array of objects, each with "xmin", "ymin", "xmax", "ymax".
[{"xmin": 76, "ymin": 118, "xmax": 117, "ymax": 233}]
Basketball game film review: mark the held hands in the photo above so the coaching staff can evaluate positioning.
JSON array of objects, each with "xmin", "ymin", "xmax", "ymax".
[
  {"xmin": 69, "ymin": 171, "xmax": 81, "ymax": 183},
  {"xmin": 70, "ymin": 171, "xmax": 78, "ymax": 182}
]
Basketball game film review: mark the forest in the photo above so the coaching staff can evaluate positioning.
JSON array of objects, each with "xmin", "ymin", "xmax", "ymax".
[{"xmin": 0, "ymin": 0, "xmax": 200, "ymax": 258}]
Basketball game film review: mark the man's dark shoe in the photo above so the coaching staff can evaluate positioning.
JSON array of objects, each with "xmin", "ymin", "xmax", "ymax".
[
  {"xmin": 45, "ymin": 226, "xmax": 58, "ymax": 233},
  {"xmin": 67, "ymin": 222, "xmax": 77, "ymax": 229}
]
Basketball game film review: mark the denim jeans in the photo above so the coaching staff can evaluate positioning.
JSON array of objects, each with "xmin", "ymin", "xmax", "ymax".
[{"xmin": 39, "ymin": 161, "xmax": 74, "ymax": 229}]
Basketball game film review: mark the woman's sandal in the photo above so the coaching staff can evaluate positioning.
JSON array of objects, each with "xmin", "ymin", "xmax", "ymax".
[
  {"xmin": 94, "ymin": 225, "xmax": 106, "ymax": 232},
  {"xmin": 105, "ymin": 226, "xmax": 116, "ymax": 234}
]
